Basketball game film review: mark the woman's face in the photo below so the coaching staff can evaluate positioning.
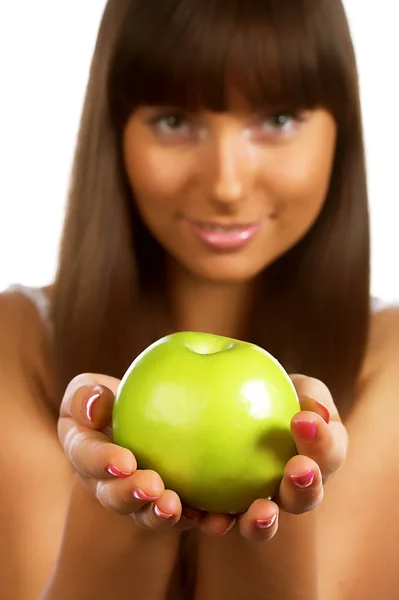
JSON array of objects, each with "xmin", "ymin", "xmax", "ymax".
[{"xmin": 123, "ymin": 89, "xmax": 336, "ymax": 284}]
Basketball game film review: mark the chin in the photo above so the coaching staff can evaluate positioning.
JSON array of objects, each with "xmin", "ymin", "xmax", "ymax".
[{"xmin": 183, "ymin": 257, "xmax": 270, "ymax": 286}]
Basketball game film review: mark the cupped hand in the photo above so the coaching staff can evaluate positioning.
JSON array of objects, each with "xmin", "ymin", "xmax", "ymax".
[
  {"xmin": 58, "ymin": 373, "xmax": 347, "ymax": 541},
  {"xmin": 57, "ymin": 374, "xmax": 206, "ymax": 534},
  {"xmin": 202, "ymin": 374, "xmax": 348, "ymax": 541}
]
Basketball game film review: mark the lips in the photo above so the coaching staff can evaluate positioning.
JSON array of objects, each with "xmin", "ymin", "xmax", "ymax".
[
  {"xmin": 193, "ymin": 221, "xmax": 256, "ymax": 231},
  {"xmin": 187, "ymin": 219, "xmax": 262, "ymax": 250}
]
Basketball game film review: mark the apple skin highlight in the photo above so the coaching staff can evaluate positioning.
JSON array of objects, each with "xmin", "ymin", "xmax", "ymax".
[{"xmin": 112, "ymin": 332, "xmax": 300, "ymax": 514}]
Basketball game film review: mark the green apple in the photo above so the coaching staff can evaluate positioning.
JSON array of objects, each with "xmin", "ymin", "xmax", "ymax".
[{"xmin": 112, "ymin": 331, "xmax": 300, "ymax": 514}]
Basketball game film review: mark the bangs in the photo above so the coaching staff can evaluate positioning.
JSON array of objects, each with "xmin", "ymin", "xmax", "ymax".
[{"xmin": 109, "ymin": 0, "xmax": 350, "ymax": 125}]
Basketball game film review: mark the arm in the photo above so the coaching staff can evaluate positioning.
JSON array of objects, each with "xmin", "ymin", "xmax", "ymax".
[
  {"xmin": 195, "ymin": 308, "xmax": 399, "ymax": 600},
  {"xmin": 40, "ymin": 476, "xmax": 181, "ymax": 600},
  {"xmin": 0, "ymin": 291, "xmax": 180, "ymax": 600},
  {"xmin": 317, "ymin": 307, "xmax": 399, "ymax": 599},
  {"xmin": 0, "ymin": 291, "xmax": 71, "ymax": 599},
  {"xmin": 195, "ymin": 511, "xmax": 320, "ymax": 600}
]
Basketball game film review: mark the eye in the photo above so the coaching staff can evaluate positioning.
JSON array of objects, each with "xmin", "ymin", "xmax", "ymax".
[
  {"xmin": 148, "ymin": 110, "xmax": 195, "ymax": 140},
  {"xmin": 156, "ymin": 113, "xmax": 189, "ymax": 132},
  {"xmin": 268, "ymin": 114, "xmax": 294, "ymax": 129},
  {"xmin": 255, "ymin": 112, "xmax": 305, "ymax": 139}
]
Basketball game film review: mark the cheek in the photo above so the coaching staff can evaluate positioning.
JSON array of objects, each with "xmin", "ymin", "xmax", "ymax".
[
  {"xmin": 124, "ymin": 143, "xmax": 193, "ymax": 211},
  {"xmin": 267, "ymin": 142, "xmax": 335, "ymax": 217}
]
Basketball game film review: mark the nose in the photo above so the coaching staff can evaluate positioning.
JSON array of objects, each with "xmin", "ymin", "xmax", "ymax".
[{"xmin": 209, "ymin": 131, "xmax": 254, "ymax": 208}]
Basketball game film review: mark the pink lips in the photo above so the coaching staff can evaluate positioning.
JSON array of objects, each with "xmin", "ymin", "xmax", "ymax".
[{"xmin": 189, "ymin": 221, "xmax": 261, "ymax": 250}]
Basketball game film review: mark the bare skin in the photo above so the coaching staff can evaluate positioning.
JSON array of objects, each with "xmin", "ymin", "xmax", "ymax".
[
  {"xmin": 1, "ymin": 99, "xmax": 398, "ymax": 599},
  {"xmin": 1, "ymin": 289, "xmax": 398, "ymax": 599},
  {"xmin": 123, "ymin": 97, "xmax": 336, "ymax": 286}
]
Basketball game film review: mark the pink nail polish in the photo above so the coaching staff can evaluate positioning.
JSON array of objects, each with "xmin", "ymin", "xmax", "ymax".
[
  {"xmin": 315, "ymin": 400, "xmax": 331, "ymax": 424},
  {"xmin": 84, "ymin": 391, "xmax": 101, "ymax": 422},
  {"xmin": 256, "ymin": 513, "xmax": 278, "ymax": 530},
  {"xmin": 106, "ymin": 465, "xmax": 132, "ymax": 478},
  {"xmin": 294, "ymin": 420, "xmax": 317, "ymax": 441},
  {"xmin": 132, "ymin": 489, "xmax": 158, "ymax": 502},
  {"xmin": 290, "ymin": 470, "xmax": 315, "ymax": 488},
  {"xmin": 154, "ymin": 504, "xmax": 174, "ymax": 519}
]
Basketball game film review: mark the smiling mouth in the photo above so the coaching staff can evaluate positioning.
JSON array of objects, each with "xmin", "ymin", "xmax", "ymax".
[
  {"xmin": 192, "ymin": 221, "xmax": 261, "ymax": 231},
  {"xmin": 186, "ymin": 219, "xmax": 263, "ymax": 250}
]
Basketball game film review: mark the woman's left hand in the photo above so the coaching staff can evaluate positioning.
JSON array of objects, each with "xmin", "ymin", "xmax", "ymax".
[{"xmin": 200, "ymin": 374, "xmax": 348, "ymax": 541}]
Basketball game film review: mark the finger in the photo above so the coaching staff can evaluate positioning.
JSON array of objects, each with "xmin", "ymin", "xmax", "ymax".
[
  {"xmin": 199, "ymin": 512, "xmax": 236, "ymax": 537},
  {"xmin": 289, "ymin": 375, "xmax": 341, "ymax": 423},
  {"xmin": 291, "ymin": 410, "xmax": 348, "ymax": 481},
  {"xmin": 60, "ymin": 373, "xmax": 120, "ymax": 430},
  {"xmin": 173, "ymin": 504, "xmax": 205, "ymax": 532},
  {"xmin": 181, "ymin": 504, "xmax": 204, "ymax": 522},
  {"xmin": 277, "ymin": 454, "xmax": 323, "ymax": 514},
  {"xmin": 238, "ymin": 498, "xmax": 279, "ymax": 541},
  {"xmin": 58, "ymin": 421, "xmax": 136, "ymax": 479},
  {"xmin": 96, "ymin": 469, "xmax": 165, "ymax": 515},
  {"xmin": 133, "ymin": 489, "xmax": 182, "ymax": 530}
]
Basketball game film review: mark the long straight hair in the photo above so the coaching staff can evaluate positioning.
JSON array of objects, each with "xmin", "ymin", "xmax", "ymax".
[{"xmin": 53, "ymin": 0, "xmax": 370, "ymax": 417}]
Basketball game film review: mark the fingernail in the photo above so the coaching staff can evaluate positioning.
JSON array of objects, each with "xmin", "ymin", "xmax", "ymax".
[
  {"xmin": 256, "ymin": 513, "xmax": 278, "ymax": 530},
  {"xmin": 154, "ymin": 504, "xmax": 174, "ymax": 519},
  {"xmin": 132, "ymin": 489, "xmax": 158, "ymax": 501},
  {"xmin": 106, "ymin": 465, "xmax": 132, "ymax": 478},
  {"xmin": 293, "ymin": 420, "xmax": 317, "ymax": 441},
  {"xmin": 84, "ymin": 388, "xmax": 102, "ymax": 422},
  {"xmin": 290, "ymin": 470, "xmax": 315, "ymax": 488},
  {"xmin": 225, "ymin": 518, "xmax": 236, "ymax": 533},
  {"xmin": 315, "ymin": 400, "xmax": 331, "ymax": 424}
]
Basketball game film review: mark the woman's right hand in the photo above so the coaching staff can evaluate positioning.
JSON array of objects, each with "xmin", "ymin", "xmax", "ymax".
[{"xmin": 57, "ymin": 374, "xmax": 211, "ymax": 534}]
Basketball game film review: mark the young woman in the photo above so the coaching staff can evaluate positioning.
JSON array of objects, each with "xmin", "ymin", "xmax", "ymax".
[{"xmin": 1, "ymin": 1, "xmax": 398, "ymax": 598}]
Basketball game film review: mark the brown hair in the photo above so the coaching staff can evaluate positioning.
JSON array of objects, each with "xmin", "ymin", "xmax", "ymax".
[{"xmin": 53, "ymin": 0, "xmax": 370, "ymax": 417}]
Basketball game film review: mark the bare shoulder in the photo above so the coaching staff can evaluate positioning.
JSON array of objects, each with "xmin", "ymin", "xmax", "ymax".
[
  {"xmin": 0, "ymin": 285, "xmax": 40, "ymax": 338},
  {"xmin": 358, "ymin": 304, "xmax": 399, "ymax": 402},
  {"xmin": 0, "ymin": 288, "xmax": 73, "ymax": 599},
  {"xmin": 317, "ymin": 307, "xmax": 399, "ymax": 598},
  {"xmin": 369, "ymin": 304, "xmax": 399, "ymax": 354},
  {"xmin": 0, "ymin": 287, "xmax": 55, "ymax": 412},
  {"xmin": 0, "ymin": 286, "xmax": 48, "ymax": 348},
  {"xmin": 350, "ymin": 304, "xmax": 399, "ymax": 442}
]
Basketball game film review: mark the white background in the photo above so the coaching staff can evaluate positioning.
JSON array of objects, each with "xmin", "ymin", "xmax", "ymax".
[{"xmin": 0, "ymin": 2, "xmax": 398, "ymax": 300}]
